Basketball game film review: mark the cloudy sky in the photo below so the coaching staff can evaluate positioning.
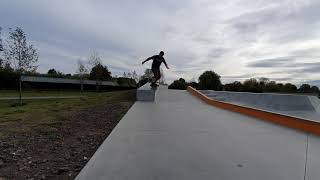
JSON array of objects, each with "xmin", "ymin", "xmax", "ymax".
[{"xmin": 1, "ymin": 0, "xmax": 320, "ymax": 85}]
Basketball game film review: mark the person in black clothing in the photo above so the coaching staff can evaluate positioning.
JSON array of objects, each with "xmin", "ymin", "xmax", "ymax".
[{"xmin": 142, "ymin": 51, "xmax": 169, "ymax": 86}]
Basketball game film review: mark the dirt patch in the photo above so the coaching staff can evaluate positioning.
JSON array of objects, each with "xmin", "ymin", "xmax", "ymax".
[{"xmin": 0, "ymin": 99, "xmax": 135, "ymax": 180}]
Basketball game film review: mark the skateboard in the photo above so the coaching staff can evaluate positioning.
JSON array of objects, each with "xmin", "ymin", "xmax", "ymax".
[{"xmin": 150, "ymin": 83, "xmax": 159, "ymax": 87}]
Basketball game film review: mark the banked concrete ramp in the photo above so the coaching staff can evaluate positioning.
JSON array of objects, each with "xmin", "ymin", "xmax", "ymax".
[
  {"xmin": 76, "ymin": 86, "xmax": 320, "ymax": 180},
  {"xmin": 200, "ymin": 90, "xmax": 320, "ymax": 122}
]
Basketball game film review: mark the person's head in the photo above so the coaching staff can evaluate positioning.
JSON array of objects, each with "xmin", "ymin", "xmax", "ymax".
[{"xmin": 159, "ymin": 51, "xmax": 164, "ymax": 57}]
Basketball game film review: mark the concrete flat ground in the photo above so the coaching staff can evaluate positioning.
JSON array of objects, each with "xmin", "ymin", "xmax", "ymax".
[{"xmin": 76, "ymin": 86, "xmax": 320, "ymax": 180}]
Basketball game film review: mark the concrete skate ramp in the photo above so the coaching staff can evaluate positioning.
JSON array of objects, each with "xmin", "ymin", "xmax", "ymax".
[
  {"xmin": 76, "ymin": 86, "xmax": 320, "ymax": 180},
  {"xmin": 200, "ymin": 90, "xmax": 320, "ymax": 121}
]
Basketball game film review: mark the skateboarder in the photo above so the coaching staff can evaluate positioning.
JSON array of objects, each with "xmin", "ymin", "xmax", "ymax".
[{"xmin": 142, "ymin": 51, "xmax": 169, "ymax": 87}]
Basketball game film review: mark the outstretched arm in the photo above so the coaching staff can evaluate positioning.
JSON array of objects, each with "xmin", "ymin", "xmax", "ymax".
[
  {"xmin": 142, "ymin": 56, "xmax": 153, "ymax": 64},
  {"xmin": 163, "ymin": 59, "xmax": 169, "ymax": 69}
]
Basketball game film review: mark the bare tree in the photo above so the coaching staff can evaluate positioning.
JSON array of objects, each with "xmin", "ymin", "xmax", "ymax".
[
  {"xmin": 132, "ymin": 70, "xmax": 138, "ymax": 82},
  {"xmin": 77, "ymin": 59, "xmax": 88, "ymax": 92},
  {"xmin": 127, "ymin": 72, "xmax": 132, "ymax": 78},
  {"xmin": 142, "ymin": 69, "xmax": 153, "ymax": 80},
  {"xmin": 88, "ymin": 51, "xmax": 101, "ymax": 67},
  {"xmin": 4, "ymin": 27, "xmax": 38, "ymax": 72},
  {"xmin": 0, "ymin": 27, "xmax": 3, "ymax": 67},
  {"xmin": 77, "ymin": 59, "xmax": 88, "ymax": 76}
]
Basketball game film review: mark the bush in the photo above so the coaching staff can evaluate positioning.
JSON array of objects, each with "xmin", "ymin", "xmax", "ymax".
[
  {"xmin": 198, "ymin": 71, "xmax": 222, "ymax": 90},
  {"xmin": 0, "ymin": 67, "xmax": 19, "ymax": 89},
  {"xmin": 224, "ymin": 81, "xmax": 243, "ymax": 92},
  {"xmin": 187, "ymin": 81, "xmax": 198, "ymax": 89}
]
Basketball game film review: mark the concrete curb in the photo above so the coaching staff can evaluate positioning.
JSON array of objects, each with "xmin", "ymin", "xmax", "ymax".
[
  {"xmin": 187, "ymin": 86, "xmax": 320, "ymax": 136},
  {"xmin": 136, "ymin": 83, "xmax": 157, "ymax": 101}
]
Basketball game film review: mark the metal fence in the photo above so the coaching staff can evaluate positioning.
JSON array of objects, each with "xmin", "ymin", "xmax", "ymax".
[{"xmin": 20, "ymin": 76, "xmax": 125, "ymax": 87}]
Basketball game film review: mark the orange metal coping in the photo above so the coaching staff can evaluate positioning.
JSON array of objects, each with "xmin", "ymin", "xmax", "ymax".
[{"xmin": 187, "ymin": 86, "xmax": 320, "ymax": 136}]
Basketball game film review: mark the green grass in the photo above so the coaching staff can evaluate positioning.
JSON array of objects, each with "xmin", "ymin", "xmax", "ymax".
[{"xmin": 0, "ymin": 90, "xmax": 136, "ymax": 137}]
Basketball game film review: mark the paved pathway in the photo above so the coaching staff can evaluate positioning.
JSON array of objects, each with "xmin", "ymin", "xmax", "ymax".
[{"xmin": 76, "ymin": 86, "xmax": 320, "ymax": 180}]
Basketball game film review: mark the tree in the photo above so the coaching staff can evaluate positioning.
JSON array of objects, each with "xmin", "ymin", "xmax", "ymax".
[
  {"xmin": 311, "ymin": 86, "xmax": 319, "ymax": 93},
  {"xmin": 89, "ymin": 63, "xmax": 112, "ymax": 81},
  {"xmin": 276, "ymin": 83, "xmax": 284, "ymax": 92},
  {"xmin": 0, "ymin": 27, "xmax": 3, "ymax": 67},
  {"xmin": 258, "ymin": 77, "xmax": 269, "ymax": 91},
  {"xmin": 88, "ymin": 52, "xmax": 101, "ymax": 67},
  {"xmin": 4, "ymin": 27, "xmax": 38, "ymax": 72},
  {"xmin": 136, "ymin": 69, "xmax": 153, "ymax": 87},
  {"xmin": 198, "ymin": 70, "xmax": 222, "ymax": 90},
  {"xmin": 299, "ymin": 84, "xmax": 312, "ymax": 93},
  {"xmin": 132, "ymin": 70, "xmax": 138, "ymax": 82},
  {"xmin": 242, "ymin": 78, "xmax": 262, "ymax": 93},
  {"xmin": 0, "ymin": 64, "xmax": 19, "ymax": 89},
  {"xmin": 188, "ymin": 81, "xmax": 198, "ymax": 89},
  {"xmin": 168, "ymin": 78, "xmax": 188, "ymax": 90},
  {"xmin": 77, "ymin": 59, "xmax": 88, "ymax": 78},
  {"xmin": 283, "ymin": 83, "xmax": 297, "ymax": 93},
  {"xmin": 47, "ymin": 68, "xmax": 57, "ymax": 75},
  {"xmin": 142, "ymin": 69, "xmax": 153, "ymax": 80},
  {"xmin": 264, "ymin": 81, "xmax": 278, "ymax": 92},
  {"xmin": 47, "ymin": 68, "xmax": 64, "ymax": 78}
]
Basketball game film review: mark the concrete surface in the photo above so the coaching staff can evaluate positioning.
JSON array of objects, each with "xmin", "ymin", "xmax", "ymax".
[
  {"xmin": 306, "ymin": 134, "xmax": 320, "ymax": 180},
  {"xmin": 136, "ymin": 83, "xmax": 157, "ymax": 101},
  {"xmin": 201, "ymin": 90, "xmax": 320, "ymax": 122},
  {"xmin": 76, "ymin": 86, "xmax": 320, "ymax": 180}
]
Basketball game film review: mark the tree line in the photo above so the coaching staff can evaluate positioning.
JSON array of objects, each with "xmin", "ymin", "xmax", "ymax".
[
  {"xmin": 0, "ymin": 27, "xmax": 138, "ymax": 89},
  {"xmin": 169, "ymin": 70, "xmax": 320, "ymax": 95}
]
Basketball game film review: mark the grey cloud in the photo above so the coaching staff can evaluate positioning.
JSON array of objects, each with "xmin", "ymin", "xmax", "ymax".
[
  {"xmin": 295, "ymin": 63, "xmax": 320, "ymax": 73},
  {"xmin": 1, "ymin": 0, "xmax": 320, "ymax": 84},
  {"xmin": 207, "ymin": 48, "xmax": 230, "ymax": 59},
  {"xmin": 247, "ymin": 57, "xmax": 294, "ymax": 68},
  {"xmin": 247, "ymin": 57, "xmax": 320, "ymax": 75},
  {"xmin": 291, "ymin": 48, "xmax": 320, "ymax": 58}
]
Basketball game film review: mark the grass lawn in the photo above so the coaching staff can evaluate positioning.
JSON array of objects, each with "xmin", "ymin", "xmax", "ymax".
[
  {"xmin": 0, "ymin": 89, "xmax": 136, "ymax": 179},
  {"xmin": 0, "ymin": 90, "xmax": 136, "ymax": 137}
]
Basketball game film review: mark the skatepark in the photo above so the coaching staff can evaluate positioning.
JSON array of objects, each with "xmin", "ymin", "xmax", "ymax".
[
  {"xmin": 76, "ymin": 84, "xmax": 320, "ymax": 180},
  {"xmin": 200, "ymin": 90, "xmax": 320, "ymax": 122}
]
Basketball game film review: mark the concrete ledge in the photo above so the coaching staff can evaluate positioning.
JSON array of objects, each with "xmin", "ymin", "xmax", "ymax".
[
  {"xmin": 136, "ymin": 83, "xmax": 157, "ymax": 101},
  {"xmin": 187, "ymin": 86, "xmax": 320, "ymax": 136}
]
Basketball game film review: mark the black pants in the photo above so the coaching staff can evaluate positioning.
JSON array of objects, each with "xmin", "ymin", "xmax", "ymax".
[{"xmin": 152, "ymin": 68, "xmax": 161, "ymax": 83}]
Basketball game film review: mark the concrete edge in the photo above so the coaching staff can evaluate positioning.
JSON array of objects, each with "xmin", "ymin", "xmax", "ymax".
[
  {"xmin": 187, "ymin": 86, "xmax": 320, "ymax": 136},
  {"xmin": 136, "ymin": 83, "xmax": 157, "ymax": 102},
  {"xmin": 309, "ymin": 96, "xmax": 320, "ymax": 112}
]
